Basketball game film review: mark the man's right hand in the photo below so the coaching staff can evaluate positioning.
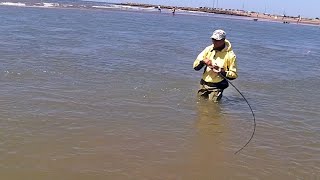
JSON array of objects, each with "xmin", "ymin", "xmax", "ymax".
[{"xmin": 203, "ymin": 58, "xmax": 212, "ymax": 66}]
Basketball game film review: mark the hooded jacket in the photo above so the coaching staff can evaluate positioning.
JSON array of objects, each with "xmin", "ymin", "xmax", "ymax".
[{"xmin": 193, "ymin": 39, "xmax": 238, "ymax": 84}]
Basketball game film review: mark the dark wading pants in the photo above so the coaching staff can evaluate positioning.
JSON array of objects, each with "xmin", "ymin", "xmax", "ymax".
[
  {"xmin": 198, "ymin": 85, "xmax": 223, "ymax": 102},
  {"xmin": 197, "ymin": 79, "xmax": 228, "ymax": 102}
]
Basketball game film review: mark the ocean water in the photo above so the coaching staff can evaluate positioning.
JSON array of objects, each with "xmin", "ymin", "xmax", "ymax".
[{"xmin": 0, "ymin": 5, "xmax": 319, "ymax": 180}]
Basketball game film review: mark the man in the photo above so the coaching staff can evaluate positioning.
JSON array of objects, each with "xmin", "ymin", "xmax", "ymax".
[
  {"xmin": 172, "ymin": 7, "xmax": 176, "ymax": 15},
  {"xmin": 193, "ymin": 29, "xmax": 238, "ymax": 102}
]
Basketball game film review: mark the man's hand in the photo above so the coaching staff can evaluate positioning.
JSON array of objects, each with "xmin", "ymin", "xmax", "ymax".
[
  {"xmin": 209, "ymin": 65, "xmax": 225, "ymax": 76},
  {"xmin": 203, "ymin": 61, "xmax": 225, "ymax": 75},
  {"xmin": 211, "ymin": 65, "xmax": 223, "ymax": 73},
  {"xmin": 203, "ymin": 58, "xmax": 212, "ymax": 66}
]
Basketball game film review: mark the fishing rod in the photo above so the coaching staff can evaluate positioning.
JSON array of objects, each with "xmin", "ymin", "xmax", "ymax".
[{"xmin": 219, "ymin": 72, "xmax": 256, "ymax": 155}]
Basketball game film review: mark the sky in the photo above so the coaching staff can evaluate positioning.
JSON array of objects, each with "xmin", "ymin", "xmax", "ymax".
[{"xmin": 107, "ymin": 0, "xmax": 319, "ymax": 18}]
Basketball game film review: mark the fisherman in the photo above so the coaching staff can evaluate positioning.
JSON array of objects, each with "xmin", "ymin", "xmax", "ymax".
[
  {"xmin": 193, "ymin": 29, "xmax": 238, "ymax": 102},
  {"xmin": 157, "ymin": 5, "xmax": 161, "ymax": 12}
]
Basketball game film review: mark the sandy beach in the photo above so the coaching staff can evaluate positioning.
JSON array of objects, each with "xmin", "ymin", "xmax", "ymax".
[{"xmin": 120, "ymin": 2, "xmax": 320, "ymax": 26}]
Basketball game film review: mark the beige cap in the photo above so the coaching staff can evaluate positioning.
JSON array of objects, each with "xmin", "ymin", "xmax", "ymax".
[{"xmin": 210, "ymin": 29, "xmax": 226, "ymax": 40}]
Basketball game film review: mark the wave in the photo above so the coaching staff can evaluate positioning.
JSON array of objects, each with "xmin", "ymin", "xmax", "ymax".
[
  {"xmin": 91, "ymin": 4, "xmax": 156, "ymax": 11},
  {"xmin": 0, "ymin": 2, "xmax": 26, "ymax": 6},
  {"xmin": 0, "ymin": 2, "xmax": 60, "ymax": 8}
]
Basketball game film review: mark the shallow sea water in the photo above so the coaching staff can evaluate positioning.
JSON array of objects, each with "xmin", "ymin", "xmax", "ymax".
[{"xmin": 0, "ymin": 5, "xmax": 319, "ymax": 179}]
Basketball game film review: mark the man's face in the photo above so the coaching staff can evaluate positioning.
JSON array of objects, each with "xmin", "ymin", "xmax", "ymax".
[{"xmin": 212, "ymin": 38, "xmax": 225, "ymax": 48}]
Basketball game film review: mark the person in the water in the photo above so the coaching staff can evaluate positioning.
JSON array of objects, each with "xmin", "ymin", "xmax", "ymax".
[{"xmin": 193, "ymin": 29, "xmax": 238, "ymax": 102}]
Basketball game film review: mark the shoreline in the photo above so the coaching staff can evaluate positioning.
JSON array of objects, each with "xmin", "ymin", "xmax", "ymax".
[
  {"xmin": 1, "ymin": 1, "xmax": 320, "ymax": 26},
  {"xmin": 121, "ymin": 3, "xmax": 320, "ymax": 26}
]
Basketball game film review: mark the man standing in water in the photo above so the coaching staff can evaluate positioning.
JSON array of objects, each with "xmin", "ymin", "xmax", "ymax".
[{"xmin": 193, "ymin": 29, "xmax": 238, "ymax": 102}]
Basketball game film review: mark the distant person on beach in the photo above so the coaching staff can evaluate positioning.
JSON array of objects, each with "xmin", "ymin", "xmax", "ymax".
[
  {"xmin": 172, "ymin": 7, "xmax": 176, "ymax": 15},
  {"xmin": 297, "ymin": 15, "xmax": 302, "ymax": 24},
  {"xmin": 193, "ymin": 29, "xmax": 238, "ymax": 102},
  {"xmin": 157, "ymin": 5, "xmax": 161, "ymax": 12}
]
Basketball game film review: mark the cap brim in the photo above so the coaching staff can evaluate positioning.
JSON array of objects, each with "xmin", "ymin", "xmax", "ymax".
[{"xmin": 210, "ymin": 35, "xmax": 223, "ymax": 40}]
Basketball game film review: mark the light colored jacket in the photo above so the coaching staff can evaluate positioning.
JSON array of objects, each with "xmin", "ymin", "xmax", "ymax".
[{"xmin": 193, "ymin": 39, "xmax": 238, "ymax": 83}]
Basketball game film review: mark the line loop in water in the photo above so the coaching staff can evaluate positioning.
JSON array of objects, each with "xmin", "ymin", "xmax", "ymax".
[{"xmin": 219, "ymin": 73, "xmax": 256, "ymax": 154}]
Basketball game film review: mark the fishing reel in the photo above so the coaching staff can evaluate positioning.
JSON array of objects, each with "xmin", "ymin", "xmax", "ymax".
[
  {"xmin": 212, "ymin": 65, "xmax": 221, "ymax": 71},
  {"xmin": 207, "ymin": 64, "xmax": 222, "ymax": 73}
]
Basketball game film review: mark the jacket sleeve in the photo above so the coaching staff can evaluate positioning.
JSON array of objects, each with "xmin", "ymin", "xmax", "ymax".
[
  {"xmin": 226, "ymin": 52, "xmax": 238, "ymax": 80},
  {"xmin": 193, "ymin": 47, "xmax": 209, "ymax": 71}
]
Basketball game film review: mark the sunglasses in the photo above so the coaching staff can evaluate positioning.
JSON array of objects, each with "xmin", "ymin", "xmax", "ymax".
[{"xmin": 212, "ymin": 38, "xmax": 224, "ymax": 42}]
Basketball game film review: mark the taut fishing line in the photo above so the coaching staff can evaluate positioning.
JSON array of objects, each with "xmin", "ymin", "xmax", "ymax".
[{"xmin": 219, "ymin": 73, "xmax": 256, "ymax": 155}]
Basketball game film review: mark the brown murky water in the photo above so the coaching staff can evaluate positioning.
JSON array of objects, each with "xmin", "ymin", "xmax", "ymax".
[{"xmin": 0, "ymin": 5, "xmax": 319, "ymax": 179}]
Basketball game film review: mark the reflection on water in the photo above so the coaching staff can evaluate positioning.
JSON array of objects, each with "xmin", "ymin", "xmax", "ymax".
[
  {"xmin": 195, "ymin": 99, "xmax": 225, "ymax": 136},
  {"xmin": 184, "ymin": 100, "xmax": 232, "ymax": 179}
]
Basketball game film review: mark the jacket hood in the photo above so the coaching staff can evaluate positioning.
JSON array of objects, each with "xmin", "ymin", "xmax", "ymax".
[{"xmin": 223, "ymin": 39, "xmax": 232, "ymax": 52}]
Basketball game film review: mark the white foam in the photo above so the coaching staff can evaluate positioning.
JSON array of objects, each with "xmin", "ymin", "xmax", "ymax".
[
  {"xmin": 92, "ymin": 4, "xmax": 156, "ymax": 11},
  {"xmin": 0, "ymin": 2, "xmax": 26, "ymax": 6},
  {"xmin": 42, "ymin": 3, "xmax": 59, "ymax": 7},
  {"xmin": 92, "ymin": 5, "xmax": 113, "ymax": 9}
]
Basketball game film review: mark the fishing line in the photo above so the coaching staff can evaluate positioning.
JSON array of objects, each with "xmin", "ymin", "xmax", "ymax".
[{"xmin": 219, "ymin": 73, "xmax": 256, "ymax": 155}]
